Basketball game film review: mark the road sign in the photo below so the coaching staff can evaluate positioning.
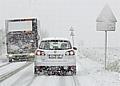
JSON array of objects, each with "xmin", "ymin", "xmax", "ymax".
[
  {"xmin": 96, "ymin": 22, "xmax": 116, "ymax": 31},
  {"xmin": 96, "ymin": 4, "xmax": 117, "ymax": 31},
  {"xmin": 69, "ymin": 26, "xmax": 75, "ymax": 46},
  {"xmin": 96, "ymin": 4, "xmax": 117, "ymax": 70}
]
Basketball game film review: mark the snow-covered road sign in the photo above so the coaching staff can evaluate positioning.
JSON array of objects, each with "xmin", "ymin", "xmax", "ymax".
[
  {"xmin": 96, "ymin": 4, "xmax": 117, "ymax": 31},
  {"xmin": 97, "ymin": 22, "xmax": 116, "ymax": 31},
  {"xmin": 96, "ymin": 4, "xmax": 117, "ymax": 70}
]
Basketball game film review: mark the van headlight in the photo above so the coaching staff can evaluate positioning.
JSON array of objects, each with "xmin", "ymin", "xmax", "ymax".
[
  {"xmin": 8, "ymin": 54, "xmax": 13, "ymax": 57},
  {"xmin": 30, "ymin": 53, "xmax": 35, "ymax": 56}
]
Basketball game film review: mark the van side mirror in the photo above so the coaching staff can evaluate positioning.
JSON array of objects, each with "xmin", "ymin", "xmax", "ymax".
[{"xmin": 73, "ymin": 47, "xmax": 77, "ymax": 50}]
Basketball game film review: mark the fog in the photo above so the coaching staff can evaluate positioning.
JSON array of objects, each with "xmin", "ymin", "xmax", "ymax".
[{"xmin": 0, "ymin": 0, "xmax": 120, "ymax": 47}]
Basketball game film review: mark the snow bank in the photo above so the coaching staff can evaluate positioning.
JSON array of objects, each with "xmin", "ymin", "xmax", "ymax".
[
  {"xmin": 78, "ymin": 47, "xmax": 120, "ymax": 72},
  {"xmin": 77, "ymin": 57, "xmax": 120, "ymax": 86}
]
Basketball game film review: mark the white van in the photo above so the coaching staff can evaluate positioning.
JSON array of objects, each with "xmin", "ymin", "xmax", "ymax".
[{"xmin": 34, "ymin": 38, "xmax": 77, "ymax": 76}]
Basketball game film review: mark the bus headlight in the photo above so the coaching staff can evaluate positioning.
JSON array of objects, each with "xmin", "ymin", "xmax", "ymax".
[{"xmin": 30, "ymin": 53, "xmax": 35, "ymax": 56}]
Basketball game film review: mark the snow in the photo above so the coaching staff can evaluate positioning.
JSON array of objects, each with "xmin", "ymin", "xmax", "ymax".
[
  {"xmin": 77, "ymin": 58, "xmax": 120, "ymax": 86},
  {"xmin": 0, "ymin": 47, "xmax": 120, "ymax": 86},
  {"xmin": 0, "ymin": 62, "xmax": 27, "ymax": 76},
  {"xmin": 78, "ymin": 47, "xmax": 120, "ymax": 72},
  {"xmin": 0, "ymin": 62, "xmax": 9, "ymax": 67},
  {"xmin": 30, "ymin": 76, "xmax": 78, "ymax": 86},
  {"xmin": 0, "ymin": 56, "xmax": 8, "ymax": 63},
  {"xmin": 0, "ymin": 63, "xmax": 34, "ymax": 86}
]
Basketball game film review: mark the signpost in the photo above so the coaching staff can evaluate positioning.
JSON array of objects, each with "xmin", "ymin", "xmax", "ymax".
[
  {"xmin": 70, "ymin": 26, "xmax": 75, "ymax": 46},
  {"xmin": 96, "ymin": 4, "xmax": 117, "ymax": 70}
]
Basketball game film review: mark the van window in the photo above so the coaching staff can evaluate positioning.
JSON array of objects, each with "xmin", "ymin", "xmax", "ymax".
[{"xmin": 39, "ymin": 40, "xmax": 72, "ymax": 50}]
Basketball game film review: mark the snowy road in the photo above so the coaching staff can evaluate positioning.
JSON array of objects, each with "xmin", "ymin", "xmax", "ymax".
[
  {"xmin": 0, "ymin": 62, "xmax": 29, "ymax": 76},
  {"xmin": 0, "ymin": 63, "xmax": 10, "ymax": 68},
  {"xmin": 0, "ymin": 62, "xmax": 80, "ymax": 86},
  {"xmin": 30, "ymin": 76, "xmax": 80, "ymax": 86},
  {"xmin": 0, "ymin": 57, "xmax": 120, "ymax": 86},
  {"xmin": 0, "ymin": 62, "xmax": 31, "ymax": 82}
]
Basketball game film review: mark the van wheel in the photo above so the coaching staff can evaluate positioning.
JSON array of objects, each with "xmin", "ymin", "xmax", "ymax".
[
  {"xmin": 34, "ymin": 67, "xmax": 37, "ymax": 74},
  {"xmin": 9, "ymin": 59, "xmax": 12, "ymax": 62}
]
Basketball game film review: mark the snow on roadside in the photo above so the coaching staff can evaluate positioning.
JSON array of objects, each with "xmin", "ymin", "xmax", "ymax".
[
  {"xmin": 78, "ymin": 47, "xmax": 120, "ymax": 72},
  {"xmin": 76, "ymin": 58, "xmax": 103, "ymax": 75},
  {"xmin": 76, "ymin": 57, "xmax": 120, "ymax": 86},
  {"xmin": 78, "ymin": 70, "xmax": 120, "ymax": 86},
  {"xmin": 78, "ymin": 47, "xmax": 120, "ymax": 63}
]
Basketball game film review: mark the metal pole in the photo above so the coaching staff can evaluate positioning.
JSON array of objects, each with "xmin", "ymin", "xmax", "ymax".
[
  {"xmin": 105, "ymin": 31, "xmax": 107, "ymax": 70},
  {"xmin": 70, "ymin": 27, "xmax": 75, "ymax": 47},
  {"xmin": 72, "ymin": 36, "xmax": 74, "ymax": 47}
]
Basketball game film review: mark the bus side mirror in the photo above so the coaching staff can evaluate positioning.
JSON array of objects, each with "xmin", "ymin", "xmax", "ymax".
[{"xmin": 73, "ymin": 47, "xmax": 77, "ymax": 50}]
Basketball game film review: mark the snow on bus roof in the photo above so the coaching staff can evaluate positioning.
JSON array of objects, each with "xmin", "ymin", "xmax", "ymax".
[{"xmin": 42, "ymin": 37, "xmax": 69, "ymax": 41}]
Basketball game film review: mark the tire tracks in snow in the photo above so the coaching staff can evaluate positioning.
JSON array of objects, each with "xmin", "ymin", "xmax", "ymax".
[
  {"xmin": 25, "ymin": 76, "xmax": 36, "ymax": 86},
  {"xmin": 58, "ymin": 76, "xmax": 81, "ymax": 86},
  {"xmin": 72, "ymin": 76, "xmax": 81, "ymax": 86},
  {"xmin": 0, "ymin": 63, "xmax": 10, "ymax": 68},
  {"xmin": 0, "ymin": 62, "xmax": 32, "ymax": 82},
  {"xmin": 9, "ymin": 63, "xmax": 36, "ymax": 86}
]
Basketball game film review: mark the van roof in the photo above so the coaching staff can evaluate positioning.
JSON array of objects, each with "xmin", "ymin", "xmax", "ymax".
[{"xmin": 42, "ymin": 37, "xmax": 70, "ymax": 41}]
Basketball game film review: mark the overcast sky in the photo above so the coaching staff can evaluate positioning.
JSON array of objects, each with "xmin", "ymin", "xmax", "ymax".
[{"xmin": 0, "ymin": 0, "xmax": 120, "ymax": 47}]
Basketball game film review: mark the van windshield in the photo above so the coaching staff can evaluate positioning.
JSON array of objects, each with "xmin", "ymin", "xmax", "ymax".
[{"xmin": 39, "ymin": 40, "xmax": 72, "ymax": 50}]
